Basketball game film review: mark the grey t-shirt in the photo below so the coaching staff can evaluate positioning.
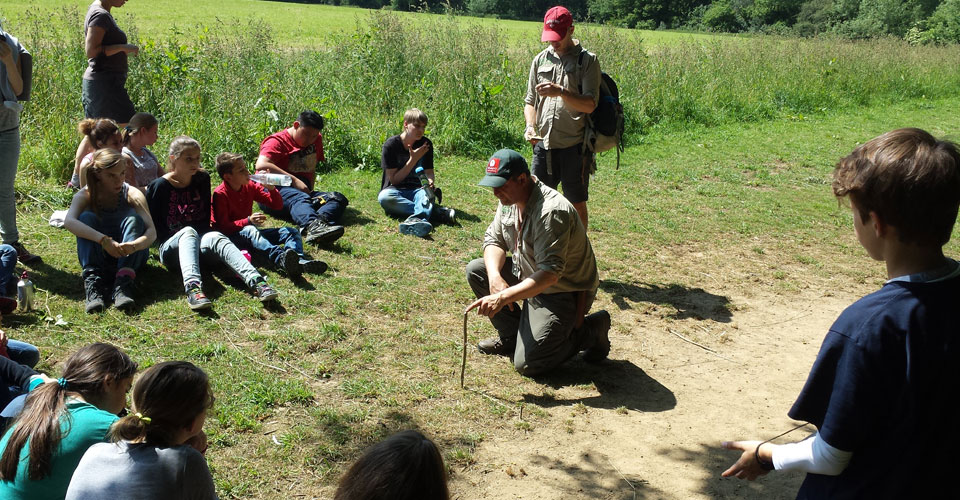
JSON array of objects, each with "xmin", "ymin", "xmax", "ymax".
[
  {"xmin": 65, "ymin": 441, "xmax": 218, "ymax": 500},
  {"xmin": 83, "ymin": 3, "xmax": 128, "ymax": 79}
]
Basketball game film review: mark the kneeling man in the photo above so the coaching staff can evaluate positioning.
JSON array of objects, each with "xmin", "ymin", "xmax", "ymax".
[{"xmin": 466, "ymin": 149, "xmax": 610, "ymax": 376}]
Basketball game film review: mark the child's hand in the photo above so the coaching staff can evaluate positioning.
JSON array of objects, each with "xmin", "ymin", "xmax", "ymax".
[
  {"xmin": 410, "ymin": 143, "xmax": 431, "ymax": 162},
  {"xmin": 250, "ymin": 213, "xmax": 266, "ymax": 226}
]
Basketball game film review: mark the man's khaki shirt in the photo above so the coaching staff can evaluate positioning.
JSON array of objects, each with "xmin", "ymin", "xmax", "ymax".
[
  {"xmin": 524, "ymin": 41, "xmax": 601, "ymax": 150},
  {"xmin": 483, "ymin": 179, "xmax": 598, "ymax": 294}
]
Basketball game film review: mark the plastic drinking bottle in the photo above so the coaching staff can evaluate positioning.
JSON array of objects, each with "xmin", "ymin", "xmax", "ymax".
[
  {"xmin": 415, "ymin": 166, "xmax": 435, "ymax": 202},
  {"xmin": 249, "ymin": 173, "xmax": 293, "ymax": 186},
  {"xmin": 16, "ymin": 272, "xmax": 34, "ymax": 312}
]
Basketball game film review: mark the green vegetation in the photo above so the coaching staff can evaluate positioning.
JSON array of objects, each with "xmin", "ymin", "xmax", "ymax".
[
  {"xmin": 5, "ymin": 7, "xmax": 960, "ymax": 185},
  {"xmin": 2, "ymin": 2, "xmax": 960, "ymax": 497}
]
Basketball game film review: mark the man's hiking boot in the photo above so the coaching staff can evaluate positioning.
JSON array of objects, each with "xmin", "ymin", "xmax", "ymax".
[
  {"xmin": 478, "ymin": 336, "xmax": 515, "ymax": 357},
  {"xmin": 112, "ymin": 274, "xmax": 136, "ymax": 311},
  {"xmin": 11, "ymin": 241, "xmax": 41, "ymax": 265},
  {"xmin": 399, "ymin": 216, "xmax": 432, "ymax": 238},
  {"xmin": 302, "ymin": 219, "xmax": 344, "ymax": 245},
  {"xmin": 280, "ymin": 248, "xmax": 303, "ymax": 278},
  {"xmin": 252, "ymin": 279, "xmax": 279, "ymax": 302},
  {"xmin": 582, "ymin": 310, "xmax": 612, "ymax": 363},
  {"xmin": 186, "ymin": 282, "xmax": 212, "ymax": 311},
  {"xmin": 82, "ymin": 270, "xmax": 106, "ymax": 314}
]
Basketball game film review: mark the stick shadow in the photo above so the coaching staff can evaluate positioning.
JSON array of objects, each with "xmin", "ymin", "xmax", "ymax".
[
  {"xmin": 599, "ymin": 280, "xmax": 733, "ymax": 323},
  {"xmin": 524, "ymin": 359, "xmax": 676, "ymax": 412}
]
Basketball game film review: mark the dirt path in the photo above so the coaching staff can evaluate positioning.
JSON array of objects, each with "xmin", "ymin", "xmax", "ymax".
[{"xmin": 450, "ymin": 248, "xmax": 873, "ymax": 499}]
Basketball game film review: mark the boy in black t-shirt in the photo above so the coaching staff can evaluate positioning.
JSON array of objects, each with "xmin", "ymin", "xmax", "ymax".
[
  {"xmin": 377, "ymin": 108, "xmax": 455, "ymax": 238},
  {"xmin": 722, "ymin": 128, "xmax": 960, "ymax": 499}
]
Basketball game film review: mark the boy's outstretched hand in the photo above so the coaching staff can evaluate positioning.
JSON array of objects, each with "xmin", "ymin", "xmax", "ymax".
[
  {"xmin": 721, "ymin": 440, "xmax": 770, "ymax": 481},
  {"xmin": 250, "ymin": 213, "xmax": 267, "ymax": 226}
]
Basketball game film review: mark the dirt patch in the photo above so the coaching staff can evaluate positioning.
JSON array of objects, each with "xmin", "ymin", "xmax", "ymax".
[{"xmin": 449, "ymin": 246, "xmax": 872, "ymax": 499}]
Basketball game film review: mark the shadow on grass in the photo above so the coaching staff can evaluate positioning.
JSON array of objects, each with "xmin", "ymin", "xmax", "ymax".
[
  {"xmin": 28, "ymin": 261, "xmax": 84, "ymax": 301},
  {"xmin": 664, "ymin": 442, "xmax": 804, "ymax": 499},
  {"xmin": 451, "ymin": 207, "xmax": 483, "ymax": 224},
  {"xmin": 525, "ymin": 450, "xmax": 666, "ymax": 499},
  {"xmin": 525, "ymin": 358, "xmax": 676, "ymax": 412},
  {"xmin": 599, "ymin": 280, "xmax": 733, "ymax": 323},
  {"xmin": 341, "ymin": 207, "xmax": 375, "ymax": 227}
]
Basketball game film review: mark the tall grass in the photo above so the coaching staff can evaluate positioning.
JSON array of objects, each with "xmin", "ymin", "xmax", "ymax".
[{"xmin": 9, "ymin": 7, "xmax": 960, "ymax": 182}]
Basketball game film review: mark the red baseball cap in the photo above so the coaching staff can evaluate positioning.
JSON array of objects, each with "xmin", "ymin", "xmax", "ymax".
[{"xmin": 541, "ymin": 6, "xmax": 573, "ymax": 42}]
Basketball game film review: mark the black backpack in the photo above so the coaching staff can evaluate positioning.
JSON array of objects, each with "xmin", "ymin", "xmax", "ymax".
[{"xmin": 579, "ymin": 51, "xmax": 625, "ymax": 169}]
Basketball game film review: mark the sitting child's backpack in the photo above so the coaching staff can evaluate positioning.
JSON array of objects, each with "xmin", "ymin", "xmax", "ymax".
[{"xmin": 579, "ymin": 51, "xmax": 625, "ymax": 169}]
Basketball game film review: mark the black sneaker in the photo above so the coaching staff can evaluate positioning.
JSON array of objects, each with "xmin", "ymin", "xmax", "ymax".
[
  {"xmin": 186, "ymin": 282, "xmax": 212, "ymax": 311},
  {"xmin": 252, "ymin": 279, "xmax": 279, "ymax": 302},
  {"xmin": 301, "ymin": 259, "xmax": 328, "ymax": 275},
  {"xmin": 582, "ymin": 310, "xmax": 612, "ymax": 363},
  {"xmin": 82, "ymin": 270, "xmax": 106, "ymax": 314},
  {"xmin": 11, "ymin": 241, "xmax": 41, "ymax": 265},
  {"xmin": 280, "ymin": 248, "xmax": 303, "ymax": 278},
  {"xmin": 434, "ymin": 206, "xmax": 456, "ymax": 225},
  {"xmin": 302, "ymin": 219, "xmax": 344, "ymax": 245},
  {"xmin": 112, "ymin": 274, "xmax": 136, "ymax": 311}
]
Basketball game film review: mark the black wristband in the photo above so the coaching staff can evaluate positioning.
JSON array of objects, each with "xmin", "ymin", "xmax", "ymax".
[{"xmin": 755, "ymin": 444, "xmax": 775, "ymax": 471}]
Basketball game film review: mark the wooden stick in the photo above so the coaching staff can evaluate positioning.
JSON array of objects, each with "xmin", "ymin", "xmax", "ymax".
[{"xmin": 667, "ymin": 328, "xmax": 735, "ymax": 363}]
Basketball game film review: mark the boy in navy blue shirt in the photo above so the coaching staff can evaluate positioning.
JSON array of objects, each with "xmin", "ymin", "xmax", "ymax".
[{"xmin": 722, "ymin": 128, "xmax": 960, "ymax": 499}]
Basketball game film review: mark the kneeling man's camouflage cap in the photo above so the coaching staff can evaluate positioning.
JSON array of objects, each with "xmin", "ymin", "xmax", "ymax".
[{"xmin": 479, "ymin": 149, "xmax": 529, "ymax": 188}]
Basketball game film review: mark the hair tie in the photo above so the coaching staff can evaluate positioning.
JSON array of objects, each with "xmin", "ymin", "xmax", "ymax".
[
  {"xmin": 57, "ymin": 378, "xmax": 68, "ymax": 389},
  {"xmin": 125, "ymin": 125, "xmax": 133, "ymax": 132},
  {"xmin": 135, "ymin": 412, "xmax": 152, "ymax": 424}
]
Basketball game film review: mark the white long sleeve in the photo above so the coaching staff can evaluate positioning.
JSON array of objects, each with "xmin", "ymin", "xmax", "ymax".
[{"xmin": 772, "ymin": 433, "xmax": 853, "ymax": 475}]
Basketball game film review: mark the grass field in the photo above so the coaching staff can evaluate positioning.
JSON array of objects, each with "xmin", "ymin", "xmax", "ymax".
[
  {"xmin": 0, "ymin": 0, "xmax": 722, "ymax": 47},
  {"xmin": 2, "ymin": 1, "xmax": 960, "ymax": 498}
]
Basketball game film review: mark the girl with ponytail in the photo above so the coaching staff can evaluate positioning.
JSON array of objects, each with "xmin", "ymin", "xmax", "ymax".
[
  {"xmin": 65, "ymin": 361, "xmax": 217, "ymax": 499},
  {"xmin": 0, "ymin": 343, "xmax": 137, "ymax": 499}
]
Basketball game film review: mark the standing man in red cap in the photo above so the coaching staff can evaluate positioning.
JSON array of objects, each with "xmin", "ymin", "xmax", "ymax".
[{"xmin": 524, "ymin": 5, "xmax": 601, "ymax": 229}]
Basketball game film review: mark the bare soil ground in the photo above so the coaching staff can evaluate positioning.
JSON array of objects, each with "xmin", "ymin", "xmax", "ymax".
[{"xmin": 448, "ymin": 242, "xmax": 878, "ymax": 500}]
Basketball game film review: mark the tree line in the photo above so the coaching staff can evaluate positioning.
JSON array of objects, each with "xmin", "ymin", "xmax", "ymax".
[{"xmin": 282, "ymin": 0, "xmax": 960, "ymax": 43}]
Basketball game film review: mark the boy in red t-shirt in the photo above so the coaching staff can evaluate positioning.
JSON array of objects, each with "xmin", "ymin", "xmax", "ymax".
[
  {"xmin": 211, "ymin": 152, "xmax": 327, "ymax": 278},
  {"xmin": 255, "ymin": 110, "xmax": 347, "ymax": 246}
]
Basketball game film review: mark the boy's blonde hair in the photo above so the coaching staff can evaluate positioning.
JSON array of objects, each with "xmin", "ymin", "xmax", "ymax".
[
  {"xmin": 833, "ymin": 128, "xmax": 960, "ymax": 246},
  {"xmin": 403, "ymin": 108, "xmax": 428, "ymax": 127}
]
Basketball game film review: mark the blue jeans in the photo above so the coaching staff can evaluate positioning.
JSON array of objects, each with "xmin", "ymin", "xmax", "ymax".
[
  {"xmin": 1, "ymin": 339, "xmax": 40, "ymax": 420},
  {"xmin": 260, "ymin": 187, "xmax": 347, "ymax": 228},
  {"xmin": 378, "ymin": 187, "xmax": 433, "ymax": 221},
  {"xmin": 229, "ymin": 225, "xmax": 303, "ymax": 266},
  {"xmin": 0, "ymin": 244, "xmax": 16, "ymax": 294},
  {"xmin": 76, "ymin": 210, "xmax": 149, "ymax": 272},
  {"xmin": 0, "ymin": 128, "xmax": 19, "ymax": 244},
  {"xmin": 158, "ymin": 227, "xmax": 262, "ymax": 289}
]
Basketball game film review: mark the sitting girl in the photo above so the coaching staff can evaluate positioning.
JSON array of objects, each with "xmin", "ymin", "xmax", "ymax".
[
  {"xmin": 120, "ymin": 112, "xmax": 162, "ymax": 192},
  {"xmin": 64, "ymin": 149, "xmax": 156, "ymax": 313},
  {"xmin": 70, "ymin": 118, "xmax": 122, "ymax": 189},
  {"xmin": 65, "ymin": 361, "xmax": 217, "ymax": 499},
  {"xmin": 145, "ymin": 136, "xmax": 278, "ymax": 311},
  {"xmin": 334, "ymin": 429, "xmax": 449, "ymax": 500},
  {"xmin": 0, "ymin": 343, "xmax": 138, "ymax": 499}
]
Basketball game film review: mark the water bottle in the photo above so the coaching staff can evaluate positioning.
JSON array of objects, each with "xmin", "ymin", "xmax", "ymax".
[
  {"xmin": 249, "ymin": 173, "xmax": 293, "ymax": 187},
  {"xmin": 16, "ymin": 272, "xmax": 34, "ymax": 312},
  {"xmin": 415, "ymin": 166, "xmax": 435, "ymax": 202}
]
